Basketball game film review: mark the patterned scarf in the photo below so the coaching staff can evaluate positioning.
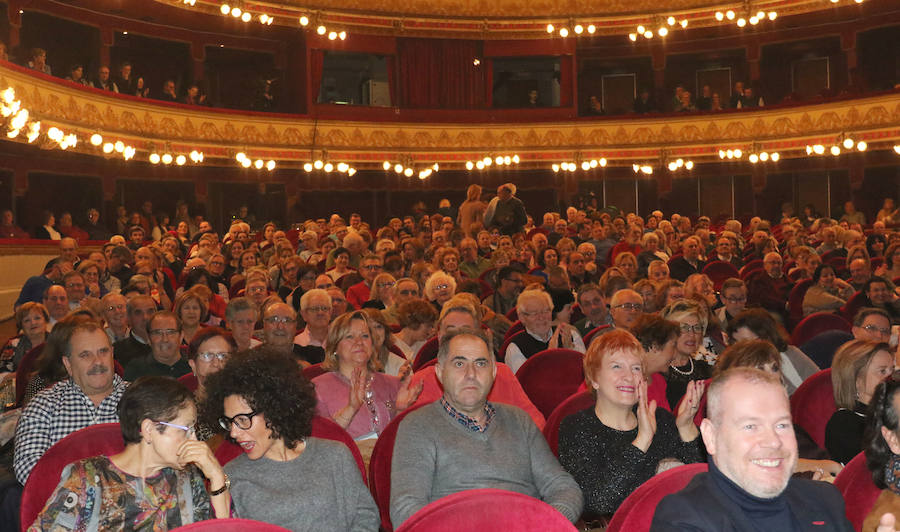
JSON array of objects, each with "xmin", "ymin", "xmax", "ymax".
[{"xmin": 886, "ymin": 454, "xmax": 900, "ymax": 494}]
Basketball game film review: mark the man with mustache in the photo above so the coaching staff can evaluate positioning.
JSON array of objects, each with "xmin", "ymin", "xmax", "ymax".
[
  {"xmin": 651, "ymin": 368, "xmax": 854, "ymax": 531},
  {"xmin": 14, "ymin": 320, "xmax": 128, "ymax": 485},
  {"xmin": 123, "ymin": 311, "xmax": 191, "ymax": 380}
]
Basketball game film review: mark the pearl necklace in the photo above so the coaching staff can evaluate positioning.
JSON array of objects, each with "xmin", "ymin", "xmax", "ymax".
[{"xmin": 669, "ymin": 357, "xmax": 695, "ymax": 376}]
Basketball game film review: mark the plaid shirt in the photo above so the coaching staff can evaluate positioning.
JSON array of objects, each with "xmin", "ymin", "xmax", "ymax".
[
  {"xmin": 14, "ymin": 375, "xmax": 128, "ymax": 484},
  {"xmin": 440, "ymin": 397, "xmax": 496, "ymax": 433}
]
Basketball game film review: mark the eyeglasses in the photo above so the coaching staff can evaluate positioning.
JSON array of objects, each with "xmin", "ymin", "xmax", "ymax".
[
  {"xmin": 398, "ymin": 289, "xmax": 419, "ymax": 296},
  {"xmin": 363, "ymin": 264, "xmax": 382, "ymax": 271},
  {"xmin": 106, "ymin": 304, "xmax": 126, "ymax": 312},
  {"xmin": 724, "ymin": 296, "xmax": 747, "ymax": 303},
  {"xmin": 863, "ymin": 324, "xmax": 891, "ymax": 336},
  {"xmin": 305, "ymin": 305, "xmax": 331, "ymax": 313},
  {"xmin": 377, "ymin": 282, "xmax": 396, "ymax": 289},
  {"xmin": 521, "ymin": 309, "xmax": 552, "ymax": 317},
  {"xmin": 246, "ymin": 286, "xmax": 267, "ymax": 294},
  {"xmin": 434, "ymin": 284, "xmax": 450, "ymax": 291},
  {"xmin": 265, "ymin": 316, "xmax": 295, "ymax": 325},
  {"xmin": 679, "ymin": 323, "xmax": 704, "ymax": 334},
  {"xmin": 197, "ymin": 352, "xmax": 230, "ymax": 362},
  {"xmin": 613, "ymin": 303, "xmax": 642, "ymax": 312},
  {"xmin": 156, "ymin": 421, "xmax": 196, "ymax": 439},
  {"xmin": 149, "ymin": 328, "xmax": 179, "ymax": 337},
  {"xmin": 219, "ymin": 411, "xmax": 258, "ymax": 431}
]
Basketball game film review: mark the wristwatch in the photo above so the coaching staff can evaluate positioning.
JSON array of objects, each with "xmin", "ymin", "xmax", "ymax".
[{"xmin": 209, "ymin": 474, "xmax": 230, "ymax": 496}]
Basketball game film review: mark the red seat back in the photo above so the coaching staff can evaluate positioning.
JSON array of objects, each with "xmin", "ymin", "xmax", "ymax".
[
  {"xmin": 839, "ymin": 291, "xmax": 867, "ymax": 321},
  {"xmin": 570, "ymin": 303, "xmax": 585, "ymax": 325},
  {"xmin": 789, "ymin": 368, "xmax": 835, "ymax": 449},
  {"xmin": 787, "ymin": 278, "xmax": 814, "ymax": 327},
  {"xmin": 498, "ymin": 331, "xmax": 524, "ymax": 364},
  {"xmin": 516, "ymin": 349, "xmax": 585, "ymax": 418},
  {"xmin": 214, "ymin": 416, "xmax": 366, "ymax": 482},
  {"xmin": 505, "ymin": 307, "xmax": 518, "ymax": 321},
  {"xmin": 542, "ymin": 391, "xmax": 594, "ymax": 457},
  {"xmin": 177, "ymin": 372, "xmax": 200, "ymax": 393},
  {"xmin": 833, "ymin": 452, "xmax": 881, "ymax": 531},
  {"xmin": 368, "ymin": 404, "xmax": 424, "ymax": 532},
  {"xmin": 503, "ymin": 320, "xmax": 524, "ymax": 342},
  {"xmin": 302, "ymin": 362, "xmax": 327, "ymax": 381},
  {"xmin": 411, "ymin": 336, "xmax": 439, "ymax": 372},
  {"xmin": 21, "ymin": 423, "xmax": 125, "ymax": 528},
  {"xmin": 171, "ymin": 518, "xmax": 291, "ymax": 531},
  {"xmin": 739, "ymin": 260, "xmax": 763, "ymax": 279},
  {"xmin": 583, "ymin": 324, "xmax": 610, "ymax": 347},
  {"xmin": 606, "ymin": 463, "xmax": 708, "ymax": 532},
  {"xmin": 701, "ymin": 261, "xmax": 740, "ymax": 290},
  {"xmin": 394, "ymin": 488, "xmax": 578, "ymax": 532},
  {"xmin": 14, "ymin": 343, "xmax": 44, "ymax": 407},
  {"xmin": 790, "ymin": 312, "xmax": 852, "ymax": 346}
]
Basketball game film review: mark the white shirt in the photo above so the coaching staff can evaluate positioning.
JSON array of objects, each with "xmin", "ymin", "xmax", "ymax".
[
  {"xmin": 293, "ymin": 327, "xmax": 325, "ymax": 347},
  {"xmin": 505, "ymin": 327, "xmax": 586, "ymax": 374}
]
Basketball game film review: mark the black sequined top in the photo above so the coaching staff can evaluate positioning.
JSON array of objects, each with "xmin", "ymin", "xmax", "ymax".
[{"xmin": 558, "ymin": 406, "xmax": 705, "ymax": 518}]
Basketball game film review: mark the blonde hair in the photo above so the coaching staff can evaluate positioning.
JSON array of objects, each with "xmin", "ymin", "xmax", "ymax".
[
  {"xmin": 831, "ymin": 339, "xmax": 891, "ymax": 409},
  {"xmin": 322, "ymin": 310, "xmax": 383, "ymax": 373}
]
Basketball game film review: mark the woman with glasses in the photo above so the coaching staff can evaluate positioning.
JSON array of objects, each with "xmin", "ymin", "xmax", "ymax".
[
  {"xmin": 312, "ymin": 311, "xmax": 422, "ymax": 451},
  {"xmin": 728, "ymin": 308, "xmax": 819, "ymax": 395},
  {"xmin": 658, "ymin": 300, "xmax": 714, "ymax": 409},
  {"xmin": 365, "ymin": 273, "xmax": 396, "ymax": 311},
  {"xmin": 204, "ymin": 348, "xmax": 379, "ymax": 530},
  {"xmin": 424, "ymin": 271, "xmax": 457, "ymax": 311},
  {"xmin": 187, "ymin": 327, "xmax": 235, "ymax": 400},
  {"xmin": 803, "ymin": 263, "xmax": 855, "ymax": 316},
  {"xmin": 862, "ymin": 373, "xmax": 900, "ymax": 529},
  {"xmin": 32, "ymin": 376, "xmax": 230, "ymax": 530},
  {"xmin": 558, "ymin": 330, "xmax": 703, "ymax": 524}
]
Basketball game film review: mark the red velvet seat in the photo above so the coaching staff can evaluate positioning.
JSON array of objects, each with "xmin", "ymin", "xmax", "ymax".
[
  {"xmin": 582, "ymin": 324, "xmax": 610, "ymax": 347},
  {"xmin": 516, "ymin": 349, "xmax": 585, "ymax": 418},
  {"xmin": 178, "ymin": 372, "xmax": 200, "ymax": 392},
  {"xmin": 368, "ymin": 404, "xmax": 424, "ymax": 532},
  {"xmin": 701, "ymin": 260, "xmax": 740, "ymax": 290},
  {"xmin": 505, "ymin": 307, "xmax": 518, "ymax": 321},
  {"xmin": 833, "ymin": 452, "xmax": 881, "ymax": 531},
  {"xmin": 570, "ymin": 303, "xmax": 585, "ymax": 325},
  {"xmin": 301, "ymin": 362, "xmax": 326, "ymax": 381},
  {"xmin": 789, "ymin": 368, "xmax": 835, "ymax": 449},
  {"xmin": 394, "ymin": 488, "xmax": 578, "ymax": 532},
  {"xmin": 786, "ymin": 278, "xmax": 813, "ymax": 328},
  {"xmin": 789, "ymin": 312, "xmax": 852, "ymax": 346},
  {"xmin": 839, "ymin": 291, "xmax": 867, "ymax": 321},
  {"xmin": 411, "ymin": 336, "xmax": 439, "ymax": 371},
  {"xmin": 171, "ymin": 518, "xmax": 291, "ymax": 531},
  {"xmin": 503, "ymin": 320, "xmax": 524, "ymax": 341},
  {"xmin": 542, "ymin": 391, "xmax": 594, "ymax": 457},
  {"xmin": 20, "ymin": 423, "xmax": 126, "ymax": 529},
  {"xmin": 214, "ymin": 415, "xmax": 366, "ymax": 482},
  {"xmin": 498, "ymin": 330, "xmax": 524, "ymax": 364},
  {"xmin": 606, "ymin": 463, "xmax": 708, "ymax": 532},
  {"xmin": 739, "ymin": 260, "xmax": 763, "ymax": 278},
  {"xmin": 14, "ymin": 343, "xmax": 44, "ymax": 407}
]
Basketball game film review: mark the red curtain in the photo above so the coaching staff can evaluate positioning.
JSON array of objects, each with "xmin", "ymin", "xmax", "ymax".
[
  {"xmin": 309, "ymin": 50, "xmax": 324, "ymax": 103},
  {"xmin": 398, "ymin": 38, "xmax": 485, "ymax": 108},
  {"xmin": 386, "ymin": 55, "xmax": 397, "ymax": 107}
]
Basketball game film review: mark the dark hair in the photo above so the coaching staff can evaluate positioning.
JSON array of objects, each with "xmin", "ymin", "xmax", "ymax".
[
  {"xmin": 866, "ymin": 372, "xmax": 900, "ymax": 488},
  {"xmin": 34, "ymin": 315, "xmax": 102, "ymax": 385},
  {"xmin": 631, "ymin": 314, "xmax": 680, "ymax": 351},
  {"xmin": 457, "ymin": 279, "xmax": 482, "ymax": 296},
  {"xmin": 727, "ymin": 308, "xmax": 789, "ymax": 352},
  {"xmin": 202, "ymin": 347, "xmax": 316, "ymax": 450},
  {"xmin": 148, "ymin": 310, "xmax": 181, "ymax": 333},
  {"xmin": 183, "ymin": 267, "xmax": 216, "ymax": 292},
  {"xmin": 187, "ymin": 326, "xmax": 237, "ymax": 361},
  {"xmin": 865, "ymin": 276, "xmax": 890, "ymax": 294},
  {"xmin": 811, "ymin": 263, "xmax": 836, "ymax": 284},
  {"xmin": 548, "ymin": 287, "xmax": 575, "ymax": 318},
  {"xmin": 854, "ymin": 307, "xmax": 892, "ymax": 327},
  {"xmin": 537, "ymin": 246, "xmax": 559, "ymax": 268},
  {"xmin": 867, "ymin": 234, "xmax": 887, "ymax": 258},
  {"xmin": 713, "ymin": 339, "xmax": 781, "ymax": 377},
  {"xmin": 118, "ymin": 376, "xmax": 194, "ymax": 444},
  {"xmin": 332, "ymin": 247, "xmax": 350, "ymax": 259},
  {"xmin": 398, "ymin": 299, "xmax": 438, "ymax": 329},
  {"xmin": 498, "ymin": 265, "xmax": 524, "ymax": 283}
]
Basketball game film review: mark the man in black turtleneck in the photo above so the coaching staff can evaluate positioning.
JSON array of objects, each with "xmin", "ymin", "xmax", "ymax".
[{"xmin": 651, "ymin": 367, "xmax": 855, "ymax": 531}]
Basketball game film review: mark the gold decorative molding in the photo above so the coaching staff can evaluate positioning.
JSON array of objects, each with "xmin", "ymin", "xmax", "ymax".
[{"xmin": 2, "ymin": 64, "xmax": 900, "ymax": 167}]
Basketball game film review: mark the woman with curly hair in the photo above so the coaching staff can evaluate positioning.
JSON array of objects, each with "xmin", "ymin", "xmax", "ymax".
[
  {"xmin": 204, "ymin": 347, "xmax": 379, "ymax": 530},
  {"xmin": 863, "ymin": 373, "xmax": 900, "ymax": 529}
]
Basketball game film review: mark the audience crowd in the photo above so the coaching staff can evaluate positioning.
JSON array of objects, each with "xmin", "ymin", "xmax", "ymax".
[{"xmin": 4, "ymin": 181, "xmax": 900, "ymax": 530}]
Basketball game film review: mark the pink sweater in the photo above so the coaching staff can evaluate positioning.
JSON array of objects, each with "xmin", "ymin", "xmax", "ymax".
[{"xmin": 312, "ymin": 371, "xmax": 400, "ymax": 439}]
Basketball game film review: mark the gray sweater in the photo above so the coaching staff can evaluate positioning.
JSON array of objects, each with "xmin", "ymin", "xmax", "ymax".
[
  {"xmin": 390, "ymin": 401, "xmax": 583, "ymax": 526},
  {"xmin": 225, "ymin": 437, "xmax": 379, "ymax": 532}
]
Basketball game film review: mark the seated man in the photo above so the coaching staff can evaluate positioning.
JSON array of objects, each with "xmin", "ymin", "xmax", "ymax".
[
  {"xmin": 254, "ymin": 302, "xmax": 324, "ymax": 365},
  {"xmin": 651, "ymin": 367, "xmax": 853, "ymax": 531},
  {"xmin": 390, "ymin": 329, "xmax": 583, "ymax": 527},
  {"xmin": 14, "ymin": 320, "xmax": 128, "ymax": 485},
  {"xmin": 113, "ymin": 295, "xmax": 157, "ymax": 367},
  {"xmin": 747, "ymin": 252, "xmax": 792, "ymax": 321},
  {"xmin": 123, "ymin": 310, "xmax": 191, "ymax": 380},
  {"xmin": 573, "ymin": 282, "xmax": 611, "ymax": 338},
  {"xmin": 668, "ymin": 237, "xmax": 707, "ymax": 282},
  {"xmin": 505, "ymin": 289, "xmax": 585, "ymax": 374},
  {"xmin": 863, "ymin": 276, "xmax": 900, "ymax": 324}
]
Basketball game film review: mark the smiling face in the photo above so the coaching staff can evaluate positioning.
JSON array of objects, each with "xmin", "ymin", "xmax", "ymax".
[
  {"xmin": 335, "ymin": 317, "xmax": 373, "ymax": 371},
  {"xmin": 179, "ymin": 298, "xmax": 203, "ymax": 328},
  {"xmin": 591, "ymin": 349, "xmax": 643, "ymax": 408},
  {"xmin": 675, "ymin": 314, "xmax": 702, "ymax": 357},
  {"xmin": 702, "ymin": 377, "xmax": 797, "ymax": 499},
  {"xmin": 519, "ymin": 297, "xmax": 552, "ymax": 337},
  {"xmin": 189, "ymin": 335, "xmax": 232, "ymax": 388},
  {"xmin": 63, "ymin": 328, "xmax": 114, "ymax": 397}
]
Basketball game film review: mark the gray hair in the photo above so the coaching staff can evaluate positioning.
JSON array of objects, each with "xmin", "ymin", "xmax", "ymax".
[{"xmin": 300, "ymin": 288, "xmax": 332, "ymax": 311}]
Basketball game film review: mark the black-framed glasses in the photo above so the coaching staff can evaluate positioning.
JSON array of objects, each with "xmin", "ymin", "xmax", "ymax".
[{"xmin": 219, "ymin": 411, "xmax": 258, "ymax": 431}]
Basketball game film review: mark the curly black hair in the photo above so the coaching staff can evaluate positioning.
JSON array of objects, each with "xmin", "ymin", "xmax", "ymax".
[
  {"xmin": 201, "ymin": 346, "xmax": 316, "ymax": 450},
  {"xmin": 865, "ymin": 371, "xmax": 900, "ymax": 489}
]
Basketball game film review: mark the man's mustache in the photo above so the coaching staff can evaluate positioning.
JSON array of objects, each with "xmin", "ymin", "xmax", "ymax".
[{"xmin": 87, "ymin": 364, "xmax": 109, "ymax": 376}]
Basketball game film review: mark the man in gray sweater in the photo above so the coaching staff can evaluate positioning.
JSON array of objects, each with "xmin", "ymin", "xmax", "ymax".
[{"xmin": 390, "ymin": 329, "xmax": 583, "ymax": 526}]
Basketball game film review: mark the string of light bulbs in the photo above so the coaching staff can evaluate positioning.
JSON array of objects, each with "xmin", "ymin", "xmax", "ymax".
[{"xmin": 465, "ymin": 155, "xmax": 520, "ymax": 171}]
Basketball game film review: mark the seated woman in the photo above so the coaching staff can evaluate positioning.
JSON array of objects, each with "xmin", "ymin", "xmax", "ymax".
[
  {"xmin": 826, "ymin": 339, "xmax": 894, "ymax": 464},
  {"xmin": 862, "ymin": 373, "xmax": 900, "ymax": 530},
  {"xmin": 559, "ymin": 330, "xmax": 704, "ymax": 521},
  {"xmin": 204, "ymin": 348, "xmax": 380, "ymax": 530},
  {"xmin": 391, "ymin": 299, "xmax": 438, "ymax": 362},
  {"xmin": 186, "ymin": 327, "xmax": 235, "ymax": 400},
  {"xmin": 728, "ymin": 308, "xmax": 819, "ymax": 395},
  {"xmin": 423, "ymin": 271, "xmax": 456, "ymax": 312},
  {"xmin": 326, "ymin": 247, "xmax": 354, "ymax": 282},
  {"xmin": 612, "ymin": 252, "xmax": 638, "ymax": 282},
  {"xmin": 361, "ymin": 308, "xmax": 408, "ymax": 376},
  {"xmin": 1, "ymin": 302, "xmax": 48, "ymax": 375},
  {"xmin": 505, "ymin": 289, "xmax": 585, "ymax": 374},
  {"xmin": 32, "ymin": 376, "xmax": 229, "ymax": 530},
  {"xmin": 364, "ymin": 273, "xmax": 396, "ymax": 311},
  {"xmin": 803, "ymin": 263, "xmax": 855, "ymax": 316},
  {"xmin": 631, "ymin": 314, "xmax": 681, "ymax": 411},
  {"xmin": 658, "ymin": 300, "xmax": 714, "ymax": 409},
  {"xmin": 312, "ymin": 311, "xmax": 422, "ymax": 446}
]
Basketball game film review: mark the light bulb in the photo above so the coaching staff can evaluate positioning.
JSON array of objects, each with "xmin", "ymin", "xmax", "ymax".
[
  {"xmin": 587, "ymin": 25, "xmax": 596, "ymax": 34},
  {"xmin": 726, "ymin": 149, "xmax": 734, "ymax": 159},
  {"xmin": 494, "ymin": 156, "xmax": 503, "ymax": 165},
  {"xmin": 676, "ymin": 158, "xmax": 684, "ymax": 167},
  {"xmin": 220, "ymin": 4, "xmax": 230, "ymax": 15},
  {"xmin": 726, "ymin": 10, "xmax": 735, "ymax": 20},
  {"xmin": 760, "ymin": 152, "xmax": 769, "ymax": 161},
  {"xmin": 667, "ymin": 16, "xmax": 676, "ymax": 25},
  {"xmin": 590, "ymin": 159, "xmax": 598, "ymax": 168},
  {"xmin": 1, "ymin": 87, "xmax": 15, "ymax": 104},
  {"xmin": 328, "ymin": 32, "xmax": 337, "ymax": 40},
  {"xmin": 266, "ymin": 160, "xmax": 276, "ymax": 171},
  {"xmin": 123, "ymin": 147, "xmax": 135, "ymax": 160},
  {"xmin": 162, "ymin": 153, "xmax": 173, "ymax": 165},
  {"xmin": 644, "ymin": 30, "xmax": 653, "ymax": 38},
  {"xmin": 559, "ymin": 28, "xmax": 569, "ymax": 37},
  {"xmin": 658, "ymin": 27, "xmax": 668, "ymax": 37},
  {"xmin": 176, "ymin": 155, "xmax": 187, "ymax": 166},
  {"xmin": 47, "ymin": 127, "xmax": 62, "ymax": 141},
  {"xmin": 241, "ymin": 158, "xmax": 251, "ymax": 168},
  {"xmin": 806, "ymin": 145, "xmax": 813, "ymax": 155},
  {"xmin": 737, "ymin": 18, "xmax": 746, "ymax": 27},
  {"xmin": 231, "ymin": 7, "xmax": 241, "ymax": 17},
  {"xmin": 668, "ymin": 162, "xmax": 677, "ymax": 171},
  {"xmin": 637, "ymin": 25, "xmax": 645, "ymax": 34},
  {"xmin": 236, "ymin": 152, "xmax": 246, "ymax": 162},
  {"xmin": 857, "ymin": 141, "xmax": 867, "ymax": 151},
  {"xmin": 403, "ymin": 167, "xmax": 413, "ymax": 177},
  {"xmin": 103, "ymin": 142, "xmax": 114, "ymax": 154},
  {"xmin": 749, "ymin": 154, "xmax": 759, "ymax": 164},
  {"xmin": 394, "ymin": 164, "xmax": 403, "ymax": 174},
  {"xmin": 476, "ymin": 161, "xmax": 485, "ymax": 170},
  {"xmin": 830, "ymin": 145, "xmax": 841, "ymax": 156},
  {"xmin": 599, "ymin": 158, "xmax": 607, "ymax": 167},
  {"xmin": 347, "ymin": 168, "xmax": 356, "ymax": 176},
  {"xmin": 770, "ymin": 153, "xmax": 780, "ymax": 162},
  {"xmin": 715, "ymin": 11, "xmax": 724, "ymax": 21},
  {"xmin": 317, "ymin": 26, "xmax": 326, "ymax": 35},
  {"xmin": 768, "ymin": 12, "xmax": 777, "ymax": 20},
  {"xmin": 466, "ymin": 161, "xmax": 474, "ymax": 170},
  {"xmin": 241, "ymin": 12, "xmax": 251, "ymax": 22},
  {"xmin": 339, "ymin": 32, "xmax": 346, "ymax": 40},
  {"xmin": 574, "ymin": 25, "xmax": 583, "ymax": 34},
  {"xmin": 483, "ymin": 156, "xmax": 492, "ymax": 166},
  {"xmin": 628, "ymin": 33, "xmax": 637, "ymax": 42},
  {"xmin": 894, "ymin": 145, "xmax": 900, "ymax": 154},
  {"xmin": 749, "ymin": 17, "xmax": 759, "ymax": 25},
  {"xmin": 633, "ymin": 164, "xmax": 640, "ymax": 173},
  {"xmin": 114, "ymin": 141, "xmax": 125, "ymax": 153},
  {"xmin": 813, "ymin": 144, "xmax": 825, "ymax": 155},
  {"xmin": 90, "ymin": 133, "xmax": 102, "ymax": 146},
  {"xmin": 546, "ymin": 24, "xmax": 554, "ymax": 33},
  {"xmin": 300, "ymin": 16, "xmax": 309, "ymax": 26},
  {"xmin": 843, "ymin": 138, "xmax": 854, "ymax": 149},
  {"xmin": 303, "ymin": 163, "xmax": 313, "ymax": 172},
  {"xmin": 382, "ymin": 161, "xmax": 391, "ymax": 170},
  {"xmin": 719, "ymin": 149, "xmax": 726, "ymax": 159},
  {"xmin": 432, "ymin": 163, "xmax": 440, "ymax": 171},
  {"xmin": 150, "ymin": 153, "xmax": 161, "ymax": 164},
  {"xmin": 337, "ymin": 162, "xmax": 349, "ymax": 172},
  {"xmin": 582, "ymin": 161, "xmax": 591, "ymax": 171},
  {"xmin": 65, "ymin": 134, "xmax": 77, "ymax": 147},
  {"xmin": 260, "ymin": 15, "xmax": 268, "ymax": 24},
  {"xmin": 323, "ymin": 162, "xmax": 333, "ymax": 172},
  {"xmin": 734, "ymin": 149, "xmax": 742, "ymax": 158},
  {"xmin": 685, "ymin": 160, "xmax": 694, "ymax": 170},
  {"xmin": 641, "ymin": 165, "xmax": 653, "ymax": 174},
  {"xmin": 314, "ymin": 160, "xmax": 324, "ymax": 169},
  {"xmin": 680, "ymin": 19, "xmax": 688, "ymax": 28},
  {"xmin": 552, "ymin": 164, "xmax": 560, "ymax": 172}
]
